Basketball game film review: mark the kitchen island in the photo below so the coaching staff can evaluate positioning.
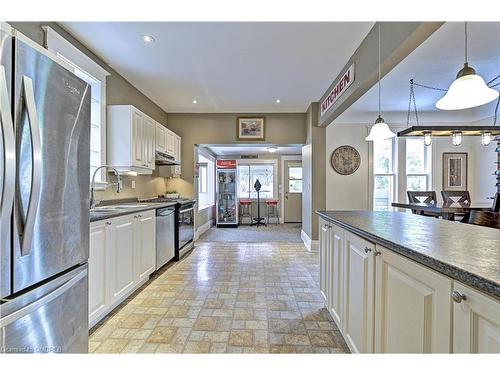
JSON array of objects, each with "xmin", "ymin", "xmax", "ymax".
[{"xmin": 315, "ymin": 210, "xmax": 500, "ymax": 354}]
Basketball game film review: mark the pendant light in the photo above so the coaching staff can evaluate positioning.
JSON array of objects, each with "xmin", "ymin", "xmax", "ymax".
[
  {"xmin": 436, "ymin": 22, "xmax": 499, "ymax": 110},
  {"xmin": 366, "ymin": 23, "xmax": 396, "ymax": 141},
  {"xmin": 481, "ymin": 131, "xmax": 492, "ymax": 146},
  {"xmin": 452, "ymin": 131, "xmax": 463, "ymax": 146}
]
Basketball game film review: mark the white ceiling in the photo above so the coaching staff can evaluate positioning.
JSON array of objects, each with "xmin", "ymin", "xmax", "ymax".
[
  {"xmin": 204, "ymin": 144, "xmax": 302, "ymax": 156},
  {"xmin": 61, "ymin": 22, "xmax": 373, "ymax": 113},
  {"xmin": 336, "ymin": 22, "xmax": 500, "ymax": 124}
]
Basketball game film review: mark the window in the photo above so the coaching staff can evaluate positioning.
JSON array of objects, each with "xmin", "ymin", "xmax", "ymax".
[
  {"xmin": 406, "ymin": 138, "xmax": 430, "ymax": 193},
  {"xmin": 237, "ymin": 162, "xmax": 276, "ymax": 199},
  {"xmin": 197, "ymin": 153, "xmax": 214, "ymax": 211},
  {"xmin": 373, "ymin": 138, "xmax": 396, "ymax": 211},
  {"xmin": 288, "ymin": 166, "xmax": 303, "ymax": 193},
  {"xmin": 44, "ymin": 26, "xmax": 109, "ymax": 184}
]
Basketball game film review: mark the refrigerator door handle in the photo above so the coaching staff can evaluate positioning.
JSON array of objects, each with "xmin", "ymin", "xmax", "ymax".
[
  {"xmin": 0, "ymin": 268, "xmax": 86, "ymax": 327},
  {"xmin": 18, "ymin": 76, "xmax": 42, "ymax": 256},
  {"xmin": 0, "ymin": 65, "xmax": 15, "ymax": 249}
]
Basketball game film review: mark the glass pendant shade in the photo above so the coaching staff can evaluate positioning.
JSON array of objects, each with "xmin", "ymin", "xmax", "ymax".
[
  {"xmin": 481, "ymin": 132, "xmax": 492, "ymax": 146},
  {"xmin": 452, "ymin": 131, "xmax": 463, "ymax": 146},
  {"xmin": 436, "ymin": 64, "xmax": 499, "ymax": 110},
  {"xmin": 365, "ymin": 116, "xmax": 396, "ymax": 141},
  {"xmin": 423, "ymin": 132, "xmax": 432, "ymax": 146}
]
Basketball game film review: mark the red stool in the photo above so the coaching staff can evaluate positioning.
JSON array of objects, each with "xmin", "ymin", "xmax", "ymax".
[
  {"xmin": 239, "ymin": 199, "xmax": 252, "ymax": 225},
  {"xmin": 265, "ymin": 199, "xmax": 279, "ymax": 225}
]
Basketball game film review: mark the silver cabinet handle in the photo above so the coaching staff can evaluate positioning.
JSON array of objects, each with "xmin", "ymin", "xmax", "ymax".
[
  {"xmin": 18, "ymin": 76, "xmax": 42, "ymax": 256},
  {"xmin": 451, "ymin": 291, "xmax": 467, "ymax": 303},
  {"xmin": 0, "ymin": 65, "xmax": 16, "ymax": 252},
  {"xmin": 364, "ymin": 247, "xmax": 372, "ymax": 253},
  {"xmin": 373, "ymin": 249, "xmax": 381, "ymax": 256},
  {"xmin": 105, "ymin": 221, "xmax": 112, "ymax": 226}
]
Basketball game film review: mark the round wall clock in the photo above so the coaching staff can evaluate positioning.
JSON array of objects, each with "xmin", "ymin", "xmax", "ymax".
[{"xmin": 331, "ymin": 145, "xmax": 361, "ymax": 175}]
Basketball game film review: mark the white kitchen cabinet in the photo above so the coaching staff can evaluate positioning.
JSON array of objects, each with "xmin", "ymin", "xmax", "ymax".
[
  {"xmin": 89, "ymin": 221, "xmax": 109, "ymax": 327},
  {"xmin": 108, "ymin": 214, "xmax": 136, "ymax": 306},
  {"xmin": 374, "ymin": 245, "xmax": 452, "ymax": 353},
  {"xmin": 452, "ymin": 282, "xmax": 500, "ymax": 353},
  {"xmin": 173, "ymin": 133, "xmax": 181, "ymax": 175},
  {"xmin": 166, "ymin": 129, "xmax": 176, "ymax": 157},
  {"xmin": 319, "ymin": 218, "xmax": 329, "ymax": 304},
  {"xmin": 342, "ymin": 231, "xmax": 375, "ymax": 353},
  {"xmin": 107, "ymin": 105, "xmax": 155, "ymax": 174},
  {"xmin": 156, "ymin": 122, "xmax": 167, "ymax": 153},
  {"xmin": 135, "ymin": 210, "xmax": 156, "ymax": 283},
  {"xmin": 329, "ymin": 224, "xmax": 344, "ymax": 329}
]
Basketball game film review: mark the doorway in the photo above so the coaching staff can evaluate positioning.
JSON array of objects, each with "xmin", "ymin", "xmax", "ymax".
[{"xmin": 284, "ymin": 160, "xmax": 302, "ymax": 223}]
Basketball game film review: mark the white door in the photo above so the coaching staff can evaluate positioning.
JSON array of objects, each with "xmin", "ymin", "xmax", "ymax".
[
  {"xmin": 453, "ymin": 282, "xmax": 500, "ymax": 353},
  {"xmin": 329, "ymin": 224, "xmax": 344, "ymax": 329},
  {"xmin": 135, "ymin": 210, "xmax": 156, "ymax": 283},
  {"xmin": 108, "ymin": 215, "xmax": 135, "ymax": 305},
  {"xmin": 284, "ymin": 161, "xmax": 302, "ymax": 222},
  {"xmin": 143, "ymin": 116, "xmax": 156, "ymax": 169},
  {"xmin": 343, "ymin": 231, "xmax": 375, "ymax": 353},
  {"xmin": 131, "ymin": 109, "xmax": 144, "ymax": 167},
  {"xmin": 156, "ymin": 123, "xmax": 166, "ymax": 153},
  {"xmin": 374, "ymin": 246, "xmax": 452, "ymax": 353},
  {"xmin": 166, "ymin": 130, "xmax": 175, "ymax": 156},
  {"xmin": 89, "ymin": 221, "xmax": 109, "ymax": 327},
  {"xmin": 319, "ymin": 219, "xmax": 330, "ymax": 304}
]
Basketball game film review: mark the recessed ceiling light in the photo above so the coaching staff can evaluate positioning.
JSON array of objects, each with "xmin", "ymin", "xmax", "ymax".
[
  {"xmin": 192, "ymin": 100, "xmax": 197, "ymax": 104},
  {"xmin": 275, "ymin": 99, "xmax": 281, "ymax": 104},
  {"xmin": 143, "ymin": 35, "xmax": 155, "ymax": 43}
]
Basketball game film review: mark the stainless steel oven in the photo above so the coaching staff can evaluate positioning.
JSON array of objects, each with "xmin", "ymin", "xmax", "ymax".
[{"xmin": 177, "ymin": 201, "xmax": 195, "ymax": 259}]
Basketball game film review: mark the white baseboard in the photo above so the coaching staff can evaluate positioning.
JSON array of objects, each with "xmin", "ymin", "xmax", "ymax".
[
  {"xmin": 301, "ymin": 230, "xmax": 319, "ymax": 252},
  {"xmin": 195, "ymin": 220, "xmax": 213, "ymax": 240}
]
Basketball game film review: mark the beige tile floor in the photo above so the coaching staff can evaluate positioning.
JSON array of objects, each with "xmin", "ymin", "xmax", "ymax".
[{"xmin": 89, "ymin": 241, "xmax": 350, "ymax": 354}]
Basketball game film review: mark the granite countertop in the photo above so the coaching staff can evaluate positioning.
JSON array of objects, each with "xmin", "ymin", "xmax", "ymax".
[
  {"xmin": 90, "ymin": 201, "xmax": 177, "ymax": 222},
  {"xmin": 316, "ymin": 210, "xmax": 500, "ymax": 299}
]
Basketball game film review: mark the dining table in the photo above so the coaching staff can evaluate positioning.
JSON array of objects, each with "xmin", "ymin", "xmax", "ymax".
[{"xmin": 391, "ymin": 201, "xmax": 493, "ymax": 220}]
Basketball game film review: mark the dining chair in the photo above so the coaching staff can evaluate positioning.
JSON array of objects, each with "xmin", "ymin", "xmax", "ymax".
[
  {"xmin": 407, "ymin": 191, "xmax": 438, "ymax": 217},
  {"xmin": 441, "ymin": 190, "xmax": 471, "ymax": 204},
  {"xmin": 467, "ymin": 210, "xmax": 500, "ymax": 229},
  {"xmin": 492, "ymin": 192, "xmax": 500, "ymax": 212}
]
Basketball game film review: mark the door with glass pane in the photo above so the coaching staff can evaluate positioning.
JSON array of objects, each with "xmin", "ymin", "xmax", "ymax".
[{"xmin": 284, "ymin": 161, "xmax": 302, "ymax": 222}]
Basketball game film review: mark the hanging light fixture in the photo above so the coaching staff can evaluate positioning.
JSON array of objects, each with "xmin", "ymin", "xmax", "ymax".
[
  {"xmin": 436, "ymin": 22, "xmax": 499, "ymax": 110},
  {"xmin": 481, "ymin": 131, "xmax": 492, "ymax": 146},
  {"xmin": 452, "ymin": 131, "xmax": 463, "ymax": 146},
  {"xmin": 423, "ymin": 131, "xmax": 432, "ymax": 146},
  {"xmin": 366, "ymin": 23, "xmax": 396, "ymax": 142}
]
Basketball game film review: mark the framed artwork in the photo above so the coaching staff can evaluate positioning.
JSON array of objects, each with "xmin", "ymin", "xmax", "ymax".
[
  {"xmin": 330, "ymin": 145, "xmax": 361, "ymax": 175},
  {"xmin": 237, "ymin": 117, "xmax": 265, "ymax": 140},
  {"xmin": 442, "ymin": 152, "xmax": 468, "ymax": 191}
]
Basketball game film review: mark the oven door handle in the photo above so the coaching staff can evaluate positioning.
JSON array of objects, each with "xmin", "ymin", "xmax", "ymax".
[{"xmin": 179, "ymin": 207, "xmax": 194, "ymax": 214}]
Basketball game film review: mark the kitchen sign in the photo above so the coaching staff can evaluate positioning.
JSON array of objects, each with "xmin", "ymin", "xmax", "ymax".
[{"xmin": 320, "ymin": 64, "xmax": 355, "ymax": 117}]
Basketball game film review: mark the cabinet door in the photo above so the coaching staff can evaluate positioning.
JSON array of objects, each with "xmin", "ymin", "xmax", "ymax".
[
  {"xmin": 89, "ymin": 221, "xmax": 109, "ymax": 327},
  {"xmin": 156, "ymin": 123, "xmax": 166, "ymax": 153},
  {"xmin": 108, "ymin": 215, "xmax": 135, "ymax": 305},
  {"xmin": 143, "ymin": 116, "xmax": 156, "ymax": 169},
  {"xmin": 318, "ymin": 219, "xmax": 330, "ymax": 304},
  {"xmin": 343, "ymin": 231, "xmax": 375, "ymax": 353},
  {"xmin": 374, "ymin": 246, "xmax": 452, "ymax": 353},
  {"xmin": 166, "ymin": 130, "xmax": 175, "ymax": 156},
  {"xmin": 453, "ymin": 282, "xmax": 500, "ymax": 353},
  {"xmin": 135, "ymin": 210, "xmax": 156, "ymax": 283},
  {"xmin": 174, "ymin": 134, "xmax": 181, "ymax": 163},
  {"xmin": 329, "ymin": 224, "xmax": 344, "ymax": 329},
  {"xmin": 131, "ymin": 109, "xmax": 144, "ymax": 167}
]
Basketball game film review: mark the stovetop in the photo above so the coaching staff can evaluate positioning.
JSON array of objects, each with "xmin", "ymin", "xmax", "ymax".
[{"xmin": 140, "ymin": 196, "xmax": 196, "ymax": 205}]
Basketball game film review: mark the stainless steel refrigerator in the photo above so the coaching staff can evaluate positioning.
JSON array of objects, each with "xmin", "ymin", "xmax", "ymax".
[{"xmin": 0, "ymin": 23, "xmax": 90, "ymax": 353}]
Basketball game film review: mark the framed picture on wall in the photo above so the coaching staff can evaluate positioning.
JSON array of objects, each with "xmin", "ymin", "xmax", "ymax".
[
  {"xmin": 237, "ymin": 117, "xmax": 265, "ymax": 140},
  {"xmin": 442, "ymin": 152, "xmax": 468, "ymax": 191}
]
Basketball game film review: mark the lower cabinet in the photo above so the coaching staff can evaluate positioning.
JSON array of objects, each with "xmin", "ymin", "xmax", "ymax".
[
  {"xmin": 318, "ymin": 217, "xmax": 500, "ymax": 354},
  {"xmin": 374, "ymin": 245, "xmax": 451, "ymax": 353},
  {"xmin": 89, "ymin": 210, "xmax": 156, "ymax": 328},
  {"xmin": 452, "ymin": 282, "xmax": 500, "ymax": 353}
]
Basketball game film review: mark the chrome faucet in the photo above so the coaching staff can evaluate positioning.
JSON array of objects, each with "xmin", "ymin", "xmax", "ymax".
[{"xmin": 90, "ymin": 165, "xmax": 122, "ymax": 209}]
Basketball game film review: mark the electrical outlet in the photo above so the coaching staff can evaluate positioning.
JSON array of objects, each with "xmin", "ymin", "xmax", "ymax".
[{"xmin": 131, "ymin": 180, "xmax": 136, "ymax": 189}]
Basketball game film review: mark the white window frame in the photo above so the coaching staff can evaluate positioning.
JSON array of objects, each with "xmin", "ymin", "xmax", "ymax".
[
  {"xmin": 236, "ymin": 159, "xmax": 278, "ymax": 200},
  {"xmin": 197, "ymin": 149, "xmax": 215, "ymax": 212},
  {"xmin": 371, "ymin": 136, "xmax": 397, "ymax": 211},
  {"xmin": 43, "ymin": 26, "xmax": 110, "ymax": 188},
  {"xmin": 404, "ymin": 137, "xmax": 432, "ymax": 196}
]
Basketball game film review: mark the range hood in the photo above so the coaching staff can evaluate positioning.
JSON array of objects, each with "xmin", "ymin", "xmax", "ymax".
[{"xmin": 155, "ymin": 151, "xmax": 180, "ymax": 166}]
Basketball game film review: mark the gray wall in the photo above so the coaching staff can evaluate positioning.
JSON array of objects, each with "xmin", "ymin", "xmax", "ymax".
[{"xmin": 8, "ymin": 22, "xmax": 171, "ymax": 200}]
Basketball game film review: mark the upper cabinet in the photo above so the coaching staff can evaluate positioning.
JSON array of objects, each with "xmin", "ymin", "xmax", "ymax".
[
  {"xmin": 108, "ymin": 105, "xmax": 156, "ymax": 174},
  {"xmin": 155, "ymin": 122, "xmax": 167, "ymax": 153}
]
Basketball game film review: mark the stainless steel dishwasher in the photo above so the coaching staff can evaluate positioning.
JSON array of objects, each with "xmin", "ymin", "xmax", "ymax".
[{"xmin": 156, "ymin": 206, "xmax": 176, "ymax": 270}]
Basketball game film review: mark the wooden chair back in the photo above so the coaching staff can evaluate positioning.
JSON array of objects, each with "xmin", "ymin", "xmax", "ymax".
[
  {"xmin": 407, "ymin": 191, "xmax": 437, "ymax": 205},
  {"xmin": 467, "ymin": 210, "xmax": 500, "ymax": 229},
  {"xmin": 441, "ymin": 190, "xmax": 471, "ymax": 205}
]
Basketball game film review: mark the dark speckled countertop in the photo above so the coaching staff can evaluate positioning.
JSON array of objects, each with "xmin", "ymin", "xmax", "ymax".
[
  {"xmin": 90, "ymin": 202, "xmax": 177, "ymax": 222},
  {"xmin": 316, "ymin": 210, "xmax": 500, "ymax": 300}
]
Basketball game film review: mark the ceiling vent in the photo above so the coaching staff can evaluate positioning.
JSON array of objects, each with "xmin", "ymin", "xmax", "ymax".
[{"xmin": 240, "ymin": 155, "xmax": 259, "ymax": 159}]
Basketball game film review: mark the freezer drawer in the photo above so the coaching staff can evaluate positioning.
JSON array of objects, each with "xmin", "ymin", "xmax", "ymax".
[{"xmin": 0, "ymin": 264, "xmax": 89, "ymax": 353}]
